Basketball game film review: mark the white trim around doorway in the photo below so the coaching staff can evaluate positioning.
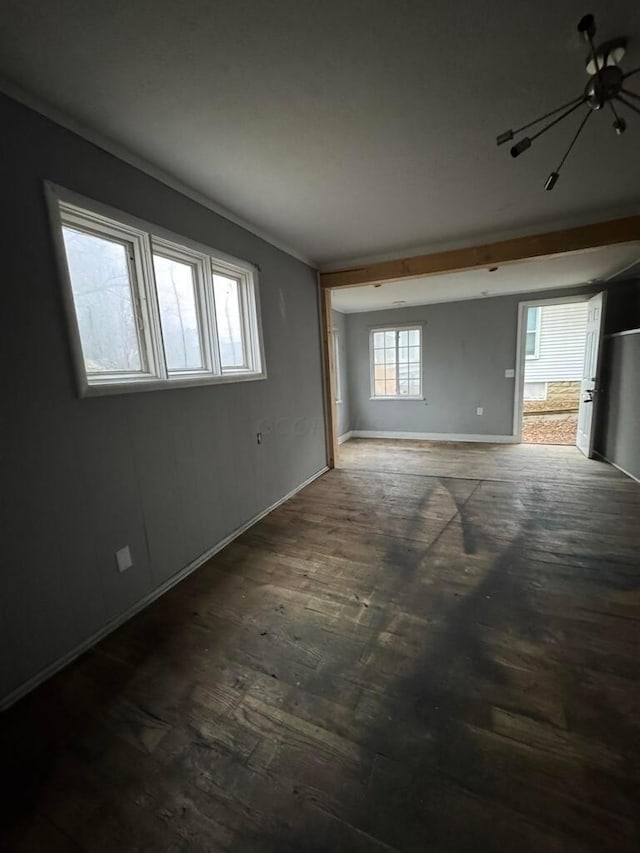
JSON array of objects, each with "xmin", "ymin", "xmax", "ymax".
[{"xmin": 513, "ymin": 293, "xmax": 591, "ymax": 443}]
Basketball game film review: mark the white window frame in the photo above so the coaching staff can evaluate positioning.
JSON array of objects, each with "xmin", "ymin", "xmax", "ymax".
[
  {"xmin": 523, "ymin": 381, "xmax": 548, "ymax": 401},
  {"xmin": 369, "ymin": 325, "xmax": 423, "ymax": 400},
  {"xmin": 210, "ymin": 261, "xmax": 260, "ymax": 375},
  {"xmin": 45, "ymin": 183, "xmax": 266, "ymax": 397},
  {"xmin": 525, "ymin": 306, "xmax": 541, "ymax": 360},
  {"xmin": 150, "ymin": 236, "xmax": 217, "ymax": 378}
]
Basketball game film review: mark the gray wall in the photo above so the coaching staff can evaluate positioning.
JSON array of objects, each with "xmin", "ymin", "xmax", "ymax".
[
  {"xmin": 604, "ymin": 278, "xmax": 640, "ymax": 334},
  {"xmin": 343, "ymin": 281, "xmax": 639, "ymax": 475},
  {"xmin": 0, "ymin": 94, "xmax": 326, "ymax": 706},
  {"xmin": 345, "ymin": 282, "xmax": 635, "ymax": 436},
  {"xmin": 596, "ymin": 278, "xmax": 640, "ymax": 480},
  {"xmin": 345, "ymin": 288, "xmax": 596, "ymax": 437},
  {"xmin": 598, "ymin": 332, "xmax": 640, "ymax": 481},
  {"xmin": 332, "ymin": 310, "xmax": 351, "ymax": 437}
]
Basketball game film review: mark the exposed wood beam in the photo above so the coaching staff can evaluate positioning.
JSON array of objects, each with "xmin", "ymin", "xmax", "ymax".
[
  {"xmin": 319, "ymin": 215, "xmax": 640, "ymax": 289},
  {"xmin": 319, "ymin": 284, "xmax": 337, "ymax": 468}
]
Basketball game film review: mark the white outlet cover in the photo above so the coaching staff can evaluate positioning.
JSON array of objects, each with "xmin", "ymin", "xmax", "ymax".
[
  {"xmin": 504, "ymin": 368, "xmax": 515, "ymax": 378},
  {"xmin": 476, "ymin": 407, "xmax": 483, "ymax": 416},
  {"xmin": 116, "ymin": 545, "xmax": 133, "ymax": 573}
]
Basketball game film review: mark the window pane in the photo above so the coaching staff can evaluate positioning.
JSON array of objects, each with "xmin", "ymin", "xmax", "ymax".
[
  {"xmin": 409, "ymin": 329, "xmax": 420, "ymax": 346},
  {"xmin": 398, "ymin": 346, "xmax": 409, "ymax": 363},
  {"xmin": 409, "ymin": 364, "xmax": 420, "ymax": 379},
  {"xmin": 526, "ymin": 331, "xmax": 536, "ymax": 356},
  {"xmin": 384, "ymin": 331, "xmax": 395, "ymax": 347},
  {"xmin": 153, "ymin": 254, "xmax": 203, "ymax": 372},
  {"xmin": 374, "ymin": 349, "xmax": 385, "ymax": 364},
  {"xmin": 373, "ymin": 331, "xmax": 385, "ymax": 349},
  {"xmin": 398, "ymin": 330, "xmax": 409, "ymax": 346},
  {"xmin": 399, "ymin": 379, "xmax": 409, "ymax": 395},
  {"xmin": 526, "ymin": 307, "xmax": 538, "ymax": 332},
  {"xmin": 385, "ymin": 379, "xmax": 397, "ymax": 396},
  {"xmin": 213, "ymin": 274, "xmax": 245, "ymax": 369},
  {"xmin": 385, "ymin": 348, "xmax": 396, "ymax": 364},
  {"xmin": 62, "ymin": 227, "xmax": 142, "ymax": 373},
  {"xmin": 409, "ymin": 346, "xmax": 420, "ymax": 362},
  {"xmin": 409, "ymin": 379, "xmax": 420, "ymax": 396}
]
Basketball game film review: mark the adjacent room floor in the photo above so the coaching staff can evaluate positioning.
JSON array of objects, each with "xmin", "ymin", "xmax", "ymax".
[{"xmin": 2, "ymin": 439, "xmax": 639, "ymax": 852}]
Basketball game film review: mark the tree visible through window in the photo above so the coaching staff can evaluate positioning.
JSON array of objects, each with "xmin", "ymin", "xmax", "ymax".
[
  {"xmin": 213, "ymin": 274, "xmax": 245, "ymax": 369},
  {"xmin": 153, "ymin": 253, "xmax": 204, "ymax": 372},
  {"xmin": 62, "ymin": 227, "xmax": 144, "ymax": 374},
  {"xmin": 52, "ymin": 186, "xmax": 264, "ymax": 394},
  {"xmin": 371, "ymin": 327, "xmax": 421, "ymax": 398}
]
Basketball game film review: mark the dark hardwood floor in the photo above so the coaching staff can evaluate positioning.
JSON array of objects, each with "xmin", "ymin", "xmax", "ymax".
[{"xmin": 2, "ymin": 439, "xmax": 640, "ymax": 852}]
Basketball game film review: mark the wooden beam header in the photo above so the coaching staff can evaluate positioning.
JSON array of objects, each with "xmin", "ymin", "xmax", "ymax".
[{"xmin": 319, "ymin": 215, "xmax": 640, "ymax": 289}]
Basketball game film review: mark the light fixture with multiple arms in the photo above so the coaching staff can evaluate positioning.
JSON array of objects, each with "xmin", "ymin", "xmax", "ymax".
[{"xmin": 497, "ymin": 13, "xmax": 639, "ymax": 190}]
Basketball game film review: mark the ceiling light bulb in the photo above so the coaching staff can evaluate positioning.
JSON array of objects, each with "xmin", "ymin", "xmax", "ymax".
[
  {"xmin": 613, "ymin": 117, "xmax": 627, "ymax": 135},
  {"xmin": 496, "ymin": 130, "xmax": 514, "ymax": 145},
  {"xmin": 511, "ymin": 138, "xmax": 532, "ymax": 158},
  {"xmin": 545, "ymin": 171, "xmax": 559, "ymax": 190}
]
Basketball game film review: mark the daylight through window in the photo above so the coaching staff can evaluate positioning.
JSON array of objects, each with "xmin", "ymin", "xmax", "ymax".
[
  {"xmin": 51, "ymin": 188, "xmax": 264, "ymax": 395},
  {"xmin": 525, "ymin": 307, "xmax": 541, "ymax": 358},
  {"xmin": 370, "ymin": 326, "xmax": 422, "ymax": 398}
]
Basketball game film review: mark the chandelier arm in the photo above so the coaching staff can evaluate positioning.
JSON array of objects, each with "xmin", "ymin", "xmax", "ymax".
[
  {"xmin": 608, "ymin": 100, "xmax": 621, "ymax": 121},
  {"xmin": 513, "ymin": 95, "xmax": 586, "ymax": 136},
  {"xmin": 620, "ymin": 88, "xmax": 640, "ymax": 102},
  {"xmin": 528, "ymin": 98, "xmax": 587, "ymax": 144},
  {"xmin": 622, "ymin": 66, "xmax": 640, "ymax": 81},
  {"xmin": 615, "ymin": 95, "xmax": 640, "ymax": 117},
  {"xmin": 586, "ymin": 29, "xmax": 606, "ymax": 85},
  {"xmin": 554, "ymin": 110, "xmax": 593, "ymax": 175}
]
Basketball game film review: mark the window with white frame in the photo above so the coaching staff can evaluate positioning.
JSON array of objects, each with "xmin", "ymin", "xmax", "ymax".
[
  {"xmin": 525, "ymin": 307, "xmax": 541, "ymax": 358},
  {"xmin": 49, "ymin": 186, "xmax": 264, "ymax": 395},
  {"xmin": 333, "ymin": 332, "xmax": 342, "ymax": 403},
  {"xmin": 370, "ymin": 326, "xmax": 422, "ymax": 399},
  {"xmin": 523, "ymin": 381, "xmax": 548, "ymax": 401}
]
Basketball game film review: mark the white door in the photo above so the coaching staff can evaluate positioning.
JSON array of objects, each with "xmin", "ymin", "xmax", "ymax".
[{"xmin": 576, "ymin": 292, "xmax": 606, "ymax": 457}]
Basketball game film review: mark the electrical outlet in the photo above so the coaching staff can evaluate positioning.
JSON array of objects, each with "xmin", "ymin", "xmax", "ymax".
[
  {"xmin": 505, "ymin": 368, "xmax": 515, "ymax": 378},
  {"xmin": 476, "ymin": 407, "xmax": 483, "ymax": 416},
  {"xmin": 257, "ymin": 432, "xmax": 263, "ymax": 445},
  {"xmin": 115, "ymin": 545, "xmax": 133, "ymax": 573}
]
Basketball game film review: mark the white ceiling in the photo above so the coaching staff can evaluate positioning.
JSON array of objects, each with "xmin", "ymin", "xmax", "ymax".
[
  {"xmin": 331, "ymin": 243, "xmax": 640, "ymax": 312},
  {"xmin": 1, "ymin": 1, "xmax": 640, "ymax": 266}
]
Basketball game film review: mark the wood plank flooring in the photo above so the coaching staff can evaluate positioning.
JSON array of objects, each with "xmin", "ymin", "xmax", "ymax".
[{"xmin": 2, "ymin": 438, "xmax": 639, "ymax": 852}]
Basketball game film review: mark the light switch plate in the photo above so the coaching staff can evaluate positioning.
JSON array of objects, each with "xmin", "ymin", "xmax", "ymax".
[
  {"xmin": 116, "ymin": 545, "xmax": 133, "ymax": 573},
  {"xmin": 505, "ymin": 368, "xmax": 515, "ymax": 378}
]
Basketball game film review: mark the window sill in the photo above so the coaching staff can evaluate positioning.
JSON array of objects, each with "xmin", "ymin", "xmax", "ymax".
[
  {"xmin": 80, "ymin": 370, "xmax": 267, "ymax": 398},
  {"xmin": 370, "ymin": 396, "xmax": 424, "ymax": 402}
]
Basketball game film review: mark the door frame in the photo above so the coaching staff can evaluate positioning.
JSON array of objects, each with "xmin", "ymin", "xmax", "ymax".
[
  {"xmin": 513, "ymin": 294, "xmax": 592, "ymax": 443},
  {"xmin": 319, "ymin": 215, "xmax": 640, "ymax": 468}
]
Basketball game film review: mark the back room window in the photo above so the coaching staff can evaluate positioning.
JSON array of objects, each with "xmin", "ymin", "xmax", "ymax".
[{"xmin": 370, "ymin": 326, "xmax": 422, "ymax": 399}]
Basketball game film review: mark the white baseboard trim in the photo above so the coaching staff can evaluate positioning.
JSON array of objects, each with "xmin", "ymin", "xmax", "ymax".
[
  {"xmin": 337, "ymin": 430, "xmax": 353, "ymax": 444},
  {"xmin": 593, "ymin": 452, "xmax": 640, "ymax": 484},
  {"xmin": 350, "ymin": 430, "xmax": 518, "ymax": 444},
  {"xmin": 0, "ymin": 466, "xmax": 329, "ymax": 711}
]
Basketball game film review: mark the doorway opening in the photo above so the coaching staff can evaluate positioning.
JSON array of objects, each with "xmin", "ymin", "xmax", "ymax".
[{"xmin": 516, "ymin": 294, "xmax": 605, "ymax": 453}]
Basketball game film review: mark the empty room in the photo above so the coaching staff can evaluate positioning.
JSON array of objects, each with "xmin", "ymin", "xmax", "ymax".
[{"xmin": 1, "ymin": 2, "xmax": 640, "ymax": 852}]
